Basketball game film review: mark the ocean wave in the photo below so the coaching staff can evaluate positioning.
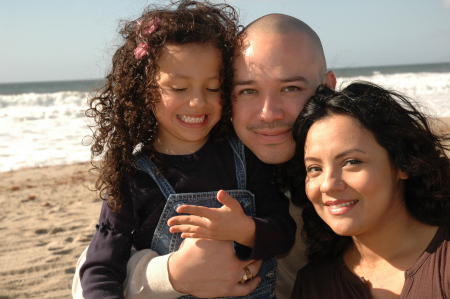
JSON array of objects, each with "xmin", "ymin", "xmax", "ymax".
[
  {"xmin": 0, "ymin": 91, "xmax": 90, "ymax": 108},
  {"xmin": 1, "ymin": 71, "xmax": 450, "ymax": 172},
  {"xmin": 0, "ymin": 91, "xmax": 90, "ymax": 122},
  {"xmin": 338, "ymin": 72, "xmax": 450, "ymax": 117}
]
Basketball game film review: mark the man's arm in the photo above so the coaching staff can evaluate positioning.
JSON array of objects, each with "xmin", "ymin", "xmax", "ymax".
[
  {"xmin": 124, "ymin": 238, "xmax": 262, "ymax": 299},
  {"xmin": 124, "ymin": 249, "xmax": 183, "ymax": 299}
]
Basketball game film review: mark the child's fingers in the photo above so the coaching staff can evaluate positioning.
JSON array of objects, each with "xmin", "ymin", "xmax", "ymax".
[
  {"xmin": 176, "ymin": 204, "xmax": 217, "ymax": 218},
  {"xmin": 180, "ymin": 232, "xmax": 203, "ymax": 239},
  {"xmin": 167, "ymin": 215, "xmax": 206, "ymax": 227},
  {"xmin": 170, "ymin": 226, "xmax": 214, "ymax": 240},
  {"xmin": 216, "ymin": 190, "xmax": 241, "ymax": 209},
  {"xmin": 179, "ymin": 231, "xmax": 227, "ymax": 240},
  {"xmin": 169, "ymin": 224, "xmax": 201, "ymax": 234}
]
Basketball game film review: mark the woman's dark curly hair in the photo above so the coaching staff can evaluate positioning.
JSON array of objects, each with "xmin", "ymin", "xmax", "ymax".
[
  {"xmin": 291, "ymin": 81, "xmax": 450, "ymax": 263},
  {"xmin": 86, "ymin": 0, "xmax": 241, "ymax": 212}
]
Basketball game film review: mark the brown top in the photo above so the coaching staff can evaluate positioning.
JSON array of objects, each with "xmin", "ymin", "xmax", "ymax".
[{"xmin": 292, "ymin": 225, "xmax": 450, "ymax": 299}]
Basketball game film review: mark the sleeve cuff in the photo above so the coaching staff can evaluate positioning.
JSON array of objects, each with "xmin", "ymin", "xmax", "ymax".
[
  {"xmin": 234, "ymin": 242, "xmax": 253, "ymax": 260},
  {"xmin": 124, "ymin": 249, "xmax": 185, "ymax": 299}
]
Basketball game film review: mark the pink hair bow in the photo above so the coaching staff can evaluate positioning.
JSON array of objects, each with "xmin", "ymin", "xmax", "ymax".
[{"xmin": 134, "ymin": 17, "xmax": 161, "ymax": 60}]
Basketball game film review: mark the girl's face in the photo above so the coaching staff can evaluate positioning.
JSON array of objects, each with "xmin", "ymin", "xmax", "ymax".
[
  {"xmin": 154, "ymin": 43, "xmax": 222, "ymax": 154},
  {"xmin": 303, "ymin": 114, "xmax": 408, "ymax": 237}
]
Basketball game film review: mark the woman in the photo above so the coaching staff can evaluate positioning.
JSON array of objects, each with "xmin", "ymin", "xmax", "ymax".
[{"xmin": 291, "ymin": 82, "xmax": 450, "ymax": 298}]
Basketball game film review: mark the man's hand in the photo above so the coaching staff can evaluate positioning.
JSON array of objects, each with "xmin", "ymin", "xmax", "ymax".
[
  {"xmin": 167, "ymin": 190, "xmax": 256, "ymax": 247},
  {"xmin": 168, "ymin": 238, "xmax": 262, "ymax": 298}
]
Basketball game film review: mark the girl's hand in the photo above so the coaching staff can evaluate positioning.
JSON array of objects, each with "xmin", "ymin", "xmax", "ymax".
[{"xmin": 167, "ymin": 190, "xmax": 256, "ymax": 247}]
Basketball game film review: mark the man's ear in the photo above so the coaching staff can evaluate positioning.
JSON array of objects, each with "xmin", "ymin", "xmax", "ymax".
[{"xmin": 324, "ymin": 70, "xmax": 337, "ymax": 90}]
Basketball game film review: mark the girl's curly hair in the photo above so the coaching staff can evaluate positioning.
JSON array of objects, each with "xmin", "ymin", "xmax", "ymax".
[
  {"xmin": 290, "ymin": 81, "xmax": 450, "ymax": 263},
  {"xmin": 86, "ymin": 0, "xmax": 241, "ymax": 212}
]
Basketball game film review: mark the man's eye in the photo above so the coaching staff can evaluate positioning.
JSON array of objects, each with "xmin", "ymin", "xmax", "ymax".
[
  {"xmin": 240, "ymin": 89, "xmax": 257, "ymax": 95},
  {"xmin": 282, "ymin": 86, "xmax": 300, "ymax": 92}
]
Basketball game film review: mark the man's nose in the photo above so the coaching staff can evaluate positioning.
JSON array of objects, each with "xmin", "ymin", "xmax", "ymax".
[{"xmin": 258, "ymin": 93, "xmax": 284, "ymax": 122}]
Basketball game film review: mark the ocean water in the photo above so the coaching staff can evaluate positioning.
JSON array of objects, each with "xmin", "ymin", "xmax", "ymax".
[
  {"xmin": 0, "ymin": 80, "xmax": 103, "ymax": 172},
  {"xmin": 336, "ymin": 62, "xmax": 450, "ymax": 118},
  {"xmin": 1, "ymin": 62, "xmax": 450, "ymax": 172}
]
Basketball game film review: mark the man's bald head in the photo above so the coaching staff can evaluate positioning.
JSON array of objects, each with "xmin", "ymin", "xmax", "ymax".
[
  {"xmin": 242, "ymin": 13, "xmax": 327, "ymax": 77},
  {"xmin": 246, "ymin": 13, "xmax": 315, "ymax": 34}
]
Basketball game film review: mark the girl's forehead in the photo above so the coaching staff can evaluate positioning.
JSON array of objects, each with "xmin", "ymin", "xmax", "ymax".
[{"xmin": 156, "ymin": 43, "xmax": 222, "ymax": 79}]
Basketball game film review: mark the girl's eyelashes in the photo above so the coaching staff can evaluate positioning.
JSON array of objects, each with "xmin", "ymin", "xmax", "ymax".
[
  {"xmin": 170, "ymin": 87, "xmax": 220, "ymax": 92},
  {"xmin": 171, "ymin": 87, "xmax": 187, "ymax": 92}
]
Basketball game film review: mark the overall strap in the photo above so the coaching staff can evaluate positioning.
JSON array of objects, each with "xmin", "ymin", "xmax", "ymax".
[
  {"xmin": 228, "ymin": 135, "xmax": 247, "ymax": 190},
  {"xmin": 134, "ymin": 155, "xmax": 175, "ymax": 199}
]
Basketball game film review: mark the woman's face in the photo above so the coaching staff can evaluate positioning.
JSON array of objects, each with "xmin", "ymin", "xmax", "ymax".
[{"xmin": 303, "ymin": 114, "xmax": 408, "ymax": 237}]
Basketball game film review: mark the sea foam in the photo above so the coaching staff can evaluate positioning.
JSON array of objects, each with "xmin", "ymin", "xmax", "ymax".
[{"xmin": 1, "ymin": 68, "xmax": 449, "ymax": 172}]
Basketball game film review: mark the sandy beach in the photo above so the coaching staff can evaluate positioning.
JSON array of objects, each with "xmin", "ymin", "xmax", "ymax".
[
  {"xmin": 0, "ymin": 162, "xmax": 99, "ymax": 299},
  {"xmin": 0, "ymin": 117, "xmax": 449, "ymax": 299}
]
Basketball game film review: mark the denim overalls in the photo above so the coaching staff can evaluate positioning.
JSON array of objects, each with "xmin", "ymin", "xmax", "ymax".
[{"xmin": 135, "ymin": 136, "xmax": 277, "ymax": 298}]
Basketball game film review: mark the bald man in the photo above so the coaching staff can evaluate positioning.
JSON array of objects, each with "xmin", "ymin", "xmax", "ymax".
[
  {"xmin": 232, "ymin": 13, "xmax": 335, "ymax": 164},
  {"xmin": 74, "ymin": 13, "xmax": 336, "ymax": 299}
]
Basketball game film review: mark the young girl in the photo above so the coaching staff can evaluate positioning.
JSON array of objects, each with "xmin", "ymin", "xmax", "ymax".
[
  {"xmin": 77, "ymin": 1, "xmax": 295, "ymax": 298},
  {"xmin": 291, "ymin": 82, "xmax": 450, "ymax": 298}
]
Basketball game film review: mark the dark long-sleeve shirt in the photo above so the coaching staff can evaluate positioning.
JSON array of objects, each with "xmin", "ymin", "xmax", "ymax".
[{"xmin": 81, "ymin": 139, "xmax": 296, "ymax": 298}]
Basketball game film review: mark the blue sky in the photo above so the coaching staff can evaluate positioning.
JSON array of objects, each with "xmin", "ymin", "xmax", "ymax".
[{"xmin": 1, "ymin": 0, "xmax": 450, "ymax": 83}]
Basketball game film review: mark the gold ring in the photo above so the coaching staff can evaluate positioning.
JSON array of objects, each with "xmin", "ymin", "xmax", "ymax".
[{"xmin": 239, "ymin": 266, "xmax": 253, "ymax": 283}]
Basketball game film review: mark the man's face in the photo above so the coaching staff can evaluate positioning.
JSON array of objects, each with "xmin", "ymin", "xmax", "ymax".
[{"xmin": 232, "ymin": 31, "xmax": 336, "ymax": 164}]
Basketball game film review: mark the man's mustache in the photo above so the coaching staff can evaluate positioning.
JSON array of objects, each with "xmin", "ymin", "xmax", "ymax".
[{"xmin": 247, "ymin": 121, "xmax": 293, "ymax": 131}]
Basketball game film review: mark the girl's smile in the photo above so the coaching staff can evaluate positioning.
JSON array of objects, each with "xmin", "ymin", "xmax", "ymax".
[{"xmin": 177, "ymin": 114, "xmax": 208, "ymax": 124}]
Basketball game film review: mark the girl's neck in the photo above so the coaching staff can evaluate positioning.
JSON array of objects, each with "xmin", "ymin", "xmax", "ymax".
[{"xmin": 153, "ymin": 137, "xmax": 208, "ymax": 155}]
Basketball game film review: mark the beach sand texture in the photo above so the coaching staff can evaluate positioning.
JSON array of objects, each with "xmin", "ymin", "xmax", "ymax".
[
  {"xmin": 0, "ymin": 117, "xmax": 449, "ymax": 298},
  {"xmin": 0, "ymin": 163, "xmax": 100, "ymax": 298}
]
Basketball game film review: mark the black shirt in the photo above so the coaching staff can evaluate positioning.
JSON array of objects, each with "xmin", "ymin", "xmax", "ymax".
[{"xmin": 81, "ymin": 138, "xmax": 296, "ymax": 298}]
